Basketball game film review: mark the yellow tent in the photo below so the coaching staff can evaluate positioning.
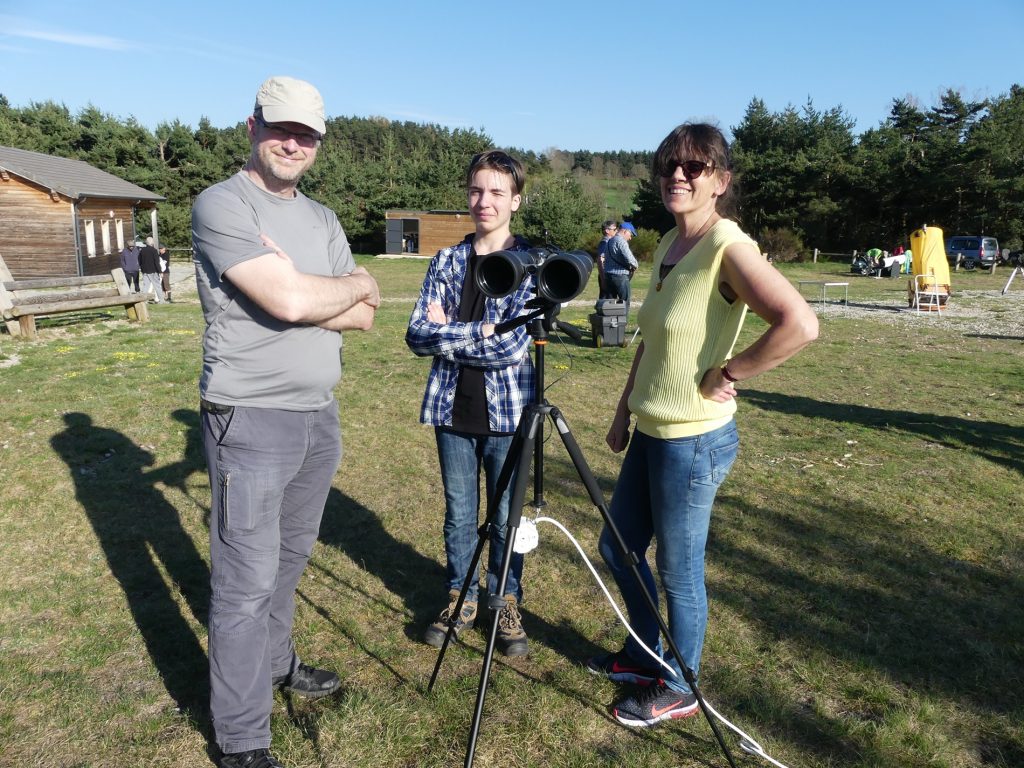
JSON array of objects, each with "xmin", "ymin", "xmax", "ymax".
[{"xmin": 909, "ymin": 226, "xmax": 951, "ymax": 311}]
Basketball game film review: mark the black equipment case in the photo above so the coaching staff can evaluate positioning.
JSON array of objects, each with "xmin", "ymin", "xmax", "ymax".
[{"xmin": 589, "ymin": 299, "xmax": 627, "ymax": 347}]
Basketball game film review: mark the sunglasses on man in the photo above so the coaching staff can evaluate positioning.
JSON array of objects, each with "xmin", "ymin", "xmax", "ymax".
[{"xmin": 255, "ymin": 114, "xmax": 322, "ymax": 148}]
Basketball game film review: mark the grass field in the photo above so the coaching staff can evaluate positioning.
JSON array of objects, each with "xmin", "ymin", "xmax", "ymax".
[{"xmin": 1, "ymin": 258, "xmax": 1022, "ymax": 768}]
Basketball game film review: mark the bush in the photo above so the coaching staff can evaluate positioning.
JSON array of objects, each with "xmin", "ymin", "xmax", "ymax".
[
  {"xmin": 757, "ymin": 227, "xmax": 806, "ymax": 263},
  {"xmin": 578, "ymin": 229, "xmax": 604, "ymax": 257},
  {"xmin": 575, "ymin": 227, "xmax": 660, "ymax": 262},
  {"xmin": 630, "ymin": 227, "xmax": 661, "ymax": 262}
]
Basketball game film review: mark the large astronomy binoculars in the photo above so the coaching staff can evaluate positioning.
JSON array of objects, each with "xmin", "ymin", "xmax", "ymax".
[{"xmin": 475, "ymin": 247, "xmax": 593, "ymax": 303}]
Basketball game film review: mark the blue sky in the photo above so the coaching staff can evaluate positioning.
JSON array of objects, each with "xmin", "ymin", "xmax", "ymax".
[{"xmin": 1, "ymin": 0, "xmax": 1021, "ymax": 153}]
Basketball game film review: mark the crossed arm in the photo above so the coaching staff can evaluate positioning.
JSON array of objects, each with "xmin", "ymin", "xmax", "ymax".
[{"xmin": 224, "ymin": 235, "xmax": 380, "ymax": 331}]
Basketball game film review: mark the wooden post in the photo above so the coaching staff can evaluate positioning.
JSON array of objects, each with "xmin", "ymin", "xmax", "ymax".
[
  {"xmin": 111, "ymin": 267, "xmax": 149, "ymax": 323},
  {"xmin": 813, "ymin": 248, "xmax": 819, "ymax": 263},
  {"xmin": 18, "ymin": 314, "xmax": 37, "ymax": 340},
  {"xmin": 0, "ymin": 253, "xmax": 20, "ymax": 335}
]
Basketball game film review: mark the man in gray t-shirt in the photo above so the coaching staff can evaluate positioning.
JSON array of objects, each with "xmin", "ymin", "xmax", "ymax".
[{"xmin": 191, "ymin": 76, "xmax": 379, "ymax": 768}]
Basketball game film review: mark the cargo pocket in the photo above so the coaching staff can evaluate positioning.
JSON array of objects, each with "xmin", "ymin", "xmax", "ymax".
[{"xmin": 219, "ymin": 467, "xmax": 281, "ymax": 534}]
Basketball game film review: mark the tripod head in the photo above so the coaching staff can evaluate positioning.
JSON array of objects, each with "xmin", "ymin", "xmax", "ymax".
[{"xmin": 493, "ymin": 298, "xmax": 582, "ymax": 342}]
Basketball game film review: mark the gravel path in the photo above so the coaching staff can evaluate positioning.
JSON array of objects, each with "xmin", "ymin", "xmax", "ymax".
[{"xmin": 816, "ymin": 288, "xmax": 1024, "ymax": 338}]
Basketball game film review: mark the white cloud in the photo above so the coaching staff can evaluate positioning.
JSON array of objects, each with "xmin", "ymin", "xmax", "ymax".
[{"xmin": 0, "ymin": 15, "xmax": 136, "ymax": 52}]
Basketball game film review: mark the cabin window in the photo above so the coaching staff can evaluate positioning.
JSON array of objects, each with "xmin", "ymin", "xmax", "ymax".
[
  {"xmin": 115, "ymin": 219, "xmax": 125, "ymax": 251},
  {"xmin": 101, "ymin": 220, "xmax": 112, "ymax": 255},
  {"xmin": 84, "ymin": 219, "xmax": 97, "ymax": 258}
]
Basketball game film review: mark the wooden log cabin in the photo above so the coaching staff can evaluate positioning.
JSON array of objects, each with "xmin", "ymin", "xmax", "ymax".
[
  {"xmin": 384, "ymin": 210, "xmax": 477, "ymax": 257},
  {"xmin": 0, "ymin": 146, "xmax": 165, "ymax": 279}
]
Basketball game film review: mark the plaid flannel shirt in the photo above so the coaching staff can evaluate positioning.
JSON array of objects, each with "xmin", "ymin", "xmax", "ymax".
[{"xmin": 405, "ymin": 236, "xmax": 535, "ymax": 434}]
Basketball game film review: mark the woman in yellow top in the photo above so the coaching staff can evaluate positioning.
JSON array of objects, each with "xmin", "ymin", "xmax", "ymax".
[{"xmin": 586, "ymin": 123, "xmax": 818, "ymax": 727}]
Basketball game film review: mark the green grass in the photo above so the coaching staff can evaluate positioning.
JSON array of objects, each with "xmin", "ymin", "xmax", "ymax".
[
  {"xmin": 1, "ymin": 256, "xmax": 1022, "ymax": 767},
  {"xmin": 596, "ymin": 178, "xmax": 641, "ymax": 221}
]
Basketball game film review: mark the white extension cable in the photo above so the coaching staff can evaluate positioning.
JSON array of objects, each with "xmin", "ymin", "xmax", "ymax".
[{"xmin": 514, "ymin": 516, "xmax": 792, "ymax": 768}]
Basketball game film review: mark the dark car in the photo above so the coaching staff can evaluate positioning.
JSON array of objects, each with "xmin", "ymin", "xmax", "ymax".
[{"xmin": 945, "ymin": 236, "xmax": 999, "ymax": 269}]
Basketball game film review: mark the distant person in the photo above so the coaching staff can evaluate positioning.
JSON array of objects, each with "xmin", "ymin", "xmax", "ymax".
[
  {"xmin": 159, "ymin": 245, "xmax": 172, "ymax": 302},
  {"xmin": 603, "ymin": 221, "xmax": 639, "ymax": 319},
  {"xmin": 596, "ymin": 220, "xmax": 617, "ymax": 297},
  {"xmin": 893, "ymin": 244, "xmax": 908, "ymax": 274},
  {"xmin": 192, "ymin": 75, "xmax": 379, "ymax": 768},
  {"xmin": 119, "ymin": 242, "xmax": 140, "ymax": 291},
  {"xmin": 588, "ymin": 122, "xmax": 817, "ymax": 728},
  {"xmin": 405, "ymin": 150, "xmax": 535, "ymax": 657},
  {"xmin": 138, "ymin": 237, "xmax": 163, "ymax": 303}
]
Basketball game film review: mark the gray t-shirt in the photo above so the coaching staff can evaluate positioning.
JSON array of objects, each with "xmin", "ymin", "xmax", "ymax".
[{"xmin": 192, "ymin": 171, "xmax": 355, "ymax": 410}]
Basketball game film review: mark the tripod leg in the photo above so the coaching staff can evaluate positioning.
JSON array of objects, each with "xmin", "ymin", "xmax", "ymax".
[
  {"xmin": 427, "ymin": 423, "xmax": 531, "ymax": 692},
  {"xmin": 1002, "ymin": 267, "xmax": 1019, "ymax": 295},
  {"xmin": 464, "ymin": 406, "xmax": 543, "ymax": 768},
  {"xmin": 547, "ymin": 406, "xmax": 739, "ymax": 768}
]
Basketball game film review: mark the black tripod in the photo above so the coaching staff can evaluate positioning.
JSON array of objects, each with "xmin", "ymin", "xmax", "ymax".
[{"xmin": 427, "ymin": 305, "xmax": 738, "ymax": 768}]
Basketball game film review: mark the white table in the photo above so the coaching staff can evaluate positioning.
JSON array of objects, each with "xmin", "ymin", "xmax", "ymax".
[{"xmin": 798, "ymin": 280, "xmax": 849, "ymax": 311}]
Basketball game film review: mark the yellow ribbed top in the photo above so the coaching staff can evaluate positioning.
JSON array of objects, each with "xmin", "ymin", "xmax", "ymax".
[{"xmin": 630, "ymin": 219, "xmax": 757, "ymax": 438}]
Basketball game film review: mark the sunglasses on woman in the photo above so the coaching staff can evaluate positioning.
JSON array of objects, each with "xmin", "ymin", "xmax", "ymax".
[{"xmin": 658, "ymin": 159, "xmax": 714, "ymax": 180}]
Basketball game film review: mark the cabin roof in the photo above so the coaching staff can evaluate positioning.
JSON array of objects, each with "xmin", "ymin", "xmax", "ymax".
[{"xmin": 0, "ymin": 146, "xmax": 165, "ymax": 202}]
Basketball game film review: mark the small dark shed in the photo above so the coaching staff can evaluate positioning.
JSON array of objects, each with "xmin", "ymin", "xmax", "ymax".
[
  {"xmin": 384, "ymin": 210, "xmax": 476, "ymax": 257},
  {"xmin": 0, "ymin": 146, "xmax": 165, "ymax": 279}
]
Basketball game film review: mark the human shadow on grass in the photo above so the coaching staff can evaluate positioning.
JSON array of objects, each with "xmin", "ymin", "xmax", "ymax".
[
  {"xmin": 316, "ymin": 488, "xmax": 607, "ymax": 676},
  {"xmin": 148, "ymin": 408, "xmax": 211, "ymax": 528},
  {"xmin": 743, "ymin": 389, "xmax": 1024, "ymax": 476},
  {"xmin": 51, "ymin": 413, "xmax": 212, "ymax": 745},
  {"xmin": 316, "ymin": 484, "xmax": 743, "ymax": 763}
]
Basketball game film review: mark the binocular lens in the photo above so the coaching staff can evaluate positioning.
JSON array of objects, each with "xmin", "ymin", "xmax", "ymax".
[{"xmin": 476, "ymin": 248, "xmax": 592, "ymax": 303}]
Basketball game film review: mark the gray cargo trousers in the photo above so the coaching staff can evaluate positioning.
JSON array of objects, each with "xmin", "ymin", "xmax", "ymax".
[{"xmin": 201, "ymin": 400, "xmax": 342, "ymax": 754}]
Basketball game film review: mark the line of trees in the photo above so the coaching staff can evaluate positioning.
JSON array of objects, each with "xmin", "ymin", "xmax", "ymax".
[
  {"xmin": 632, "ymin": 86, "xmax": 1024, "ymax": 258},
  {"xmin": 1, "ymin": 85, "xmax": 1021, "ymax": 258}
]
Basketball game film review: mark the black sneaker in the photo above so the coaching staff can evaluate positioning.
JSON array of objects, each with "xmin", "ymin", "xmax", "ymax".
[
  {"xmin": 493, "ymin": 595, "xmax": 528, "ymax": 657},
  {"xmin": 219, "ymin": 748, "xmax": 285, "ymax": 768},
  {"xmin": 613, "ymin": 683, "xmax": 699, "ymax": 727},
  {"xmin": 586, "ymin": 649, "xmax": 660, "ymax": 686},
  {"xmin": 423, "ymin": 590, "xmax": 477, "ymax": 648},
  {"xmin": 271, "ymin": 662, "xmax": 340, "ymax": 699}
]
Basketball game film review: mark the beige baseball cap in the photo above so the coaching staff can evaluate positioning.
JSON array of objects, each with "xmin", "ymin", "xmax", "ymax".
[{"xmin": 254, "ymin": 76, "xmax": 326, "ymax": 135}]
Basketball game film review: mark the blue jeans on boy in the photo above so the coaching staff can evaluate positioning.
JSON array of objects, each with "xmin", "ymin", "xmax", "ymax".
[
  {"xmin": 435, "ymin": 427, "xmax": 523, "ymax": 603},
  {"xmin": 598, "ymin": 421, "xmax": 738, "ymax": 694}
]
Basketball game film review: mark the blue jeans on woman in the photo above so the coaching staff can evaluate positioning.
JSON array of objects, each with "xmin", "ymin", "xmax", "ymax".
[
  {"xmin": 435, "ymin": 427, "xmax": 523, "ymax": 603},
  {"xmin": 598, "ymin": 420, "xmax": 738, "ymax": 694}
]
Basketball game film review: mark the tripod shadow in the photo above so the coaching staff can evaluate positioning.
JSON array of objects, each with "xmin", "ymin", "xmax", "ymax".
[
  {"xmin": 318, "ymin": 488, "xmax": 443, "ymax": 643},
  {"xmin": 317, "ymin": 484, "xmax": 608, "ymax": 670},
  {"xmin": 51, "ymin": 412, "xmax": 212, "ymax": 745}
]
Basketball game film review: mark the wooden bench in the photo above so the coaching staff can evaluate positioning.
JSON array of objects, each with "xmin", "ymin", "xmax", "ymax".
[{"xmin": 1, "ymin": 267, "xmax": 150, "ymax": 340}]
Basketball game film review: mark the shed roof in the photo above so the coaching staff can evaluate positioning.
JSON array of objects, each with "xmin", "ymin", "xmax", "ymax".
[{"xmin": 0, "ymin": 146, "xmax": 165, "ymax": 202}]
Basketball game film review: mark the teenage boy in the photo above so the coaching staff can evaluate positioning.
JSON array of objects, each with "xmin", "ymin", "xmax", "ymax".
[{"xmin": 405, "ymin": 150, "xmax": 535, "ymax": 656}]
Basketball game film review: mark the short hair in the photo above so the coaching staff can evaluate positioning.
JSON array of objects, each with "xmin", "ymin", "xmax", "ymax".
[
  {"xmin": 651, "ymin": 122, "xmax": 736, "ymax": 216},
  {"xmin": 465, "ymin": 150, "xmax": 526, "ymax": 195},
  {"xmin": 145, "ymin": 236, "xmax": 154, "ymax": 245},
  {"xmin": 602, "ymin": 220, "xmax": 618, "ymax": 229}
]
